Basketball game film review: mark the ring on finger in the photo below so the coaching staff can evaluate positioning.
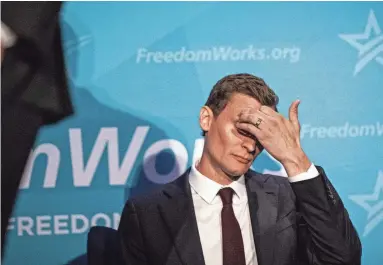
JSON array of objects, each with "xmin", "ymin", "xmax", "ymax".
[{"xmin": 254, "ymin": 118, "xmax": 263, "ymax": 129}]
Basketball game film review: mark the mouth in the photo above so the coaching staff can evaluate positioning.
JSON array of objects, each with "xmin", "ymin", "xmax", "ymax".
[{"xmin": 233, "ymin": 154, "xmax": 252, "ymax": 164}]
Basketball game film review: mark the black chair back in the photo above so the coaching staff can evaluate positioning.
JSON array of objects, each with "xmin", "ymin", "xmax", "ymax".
[{"xmin": 87, "ymin": 226, "xmax": 124, "ymax": 265}]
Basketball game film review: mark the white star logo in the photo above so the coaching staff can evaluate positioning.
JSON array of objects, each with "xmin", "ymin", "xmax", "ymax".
[
  {"xmin": 339, "ymin": 10, "xmax": 383, "ymax": 75},
  {"xmin": 349, "ymin": 170, "xmax": 383, "ymax": 237}
]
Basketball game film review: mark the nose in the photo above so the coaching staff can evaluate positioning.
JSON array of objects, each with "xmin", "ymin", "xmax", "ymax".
[{"xmin": 241, "ymin": 138, "xmax": 256, "ymax": 154}]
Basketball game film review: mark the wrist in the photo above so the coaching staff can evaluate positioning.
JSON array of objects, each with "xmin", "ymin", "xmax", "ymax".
[{"xmin": 281, "ymin": 149, "xmax": 311, "ymax": 177}]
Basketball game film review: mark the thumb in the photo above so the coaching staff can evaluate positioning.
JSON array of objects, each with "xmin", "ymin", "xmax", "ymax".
[{"xmin": 289, "ymin": 99, "xmax": 301, "ymax": 131}]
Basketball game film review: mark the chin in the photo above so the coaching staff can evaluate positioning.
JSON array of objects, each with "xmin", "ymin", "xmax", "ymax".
[{"xmin": 225, "ymin": 164, "xmax": 250, "ymax": 177}]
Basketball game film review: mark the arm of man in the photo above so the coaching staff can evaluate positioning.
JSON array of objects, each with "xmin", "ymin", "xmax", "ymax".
[
  {"xmin": 118, "ymin": 200, "xmax": 149, "ymax": 265},
  {"xmin": 236, "ymin": 100, "xmax": 361, "ymax": 265},
  {"xmin": 289, "ymin": 165, "xmax": 362, "ymax": 265}
]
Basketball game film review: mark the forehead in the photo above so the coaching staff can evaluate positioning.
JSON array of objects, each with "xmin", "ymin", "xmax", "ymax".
[{"xmin": 222, "ymin": 93, "xmax": 262, "ymax": 117}]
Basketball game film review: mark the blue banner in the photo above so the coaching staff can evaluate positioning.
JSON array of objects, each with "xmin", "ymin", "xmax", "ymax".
[{"xmin": 3, "ymin": 2, "xmax": 383, "ymax": 265}]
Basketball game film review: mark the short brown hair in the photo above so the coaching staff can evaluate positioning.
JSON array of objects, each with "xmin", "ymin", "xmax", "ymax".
[{"xmin": 202, "ymin": 73, "xmax": 279, "ymax": 135}]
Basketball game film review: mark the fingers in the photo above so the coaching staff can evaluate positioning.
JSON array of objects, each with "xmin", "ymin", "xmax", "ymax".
[
  {"xmin": 259, "ymin": 105, "xmax": 278, "ymax": 117},
  {"xmin": 288, "ymin": 100, "xmax": 300, "ymax": 131},
  {"xmin": 236, "ymin": 122, "xmax": 262, "ymax": 140},
  {"xmin": 237, "ymin": 109, "xmax": 270, "ymax": 126},
  {"xmin": 236, "ymin": 110, "xmax": 270, "ymax": 139}
]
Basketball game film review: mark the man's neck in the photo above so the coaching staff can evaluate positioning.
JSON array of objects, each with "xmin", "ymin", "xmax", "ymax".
[{"xmin": 196, "ymin": 154, "xmax": 234, "ymax": 186}]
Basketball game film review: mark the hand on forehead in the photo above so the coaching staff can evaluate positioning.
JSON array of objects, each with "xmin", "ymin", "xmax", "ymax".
[{"xmin": 235, "ymin": 105, "xmax": 278, "ymax": 122}]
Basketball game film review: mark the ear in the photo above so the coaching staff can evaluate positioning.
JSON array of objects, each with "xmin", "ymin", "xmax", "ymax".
[{"xmin": 199, "ymin": 106, "xmax": 214, "ymax": 134}]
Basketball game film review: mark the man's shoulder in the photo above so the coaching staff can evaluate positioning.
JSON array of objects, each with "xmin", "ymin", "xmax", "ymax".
[
  {"xmin": 246, "ymin": 169, "xmax": 296, "ymax": 203},
  {"xmin": 123, "ymin": 172, "xmax": 188, "ymax": 211},
  {"xmin": 246, "ymin": 169, "xmax": 291, "ymax": 186},
  {"xmin": 125, "ymin": 169, "xmax": 294, "ymax": 209},
  {"xmin": 123, "ymin": 184, "xmax": 169, "ymax": 211}
]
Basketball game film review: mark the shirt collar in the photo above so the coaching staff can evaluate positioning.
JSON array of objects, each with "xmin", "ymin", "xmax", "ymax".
[{"xmin": 188, "ymin": 160, "xmax": 247, "ymax": 204}]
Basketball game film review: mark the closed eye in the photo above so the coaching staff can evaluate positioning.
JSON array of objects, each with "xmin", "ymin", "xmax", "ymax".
[
  {"xmin": 234, "ymin": 127, "xmax": 264, "ymax": 153},
  {"xmin": 237, "ymin": 128, "xmax": 254, "ymax": 139}
]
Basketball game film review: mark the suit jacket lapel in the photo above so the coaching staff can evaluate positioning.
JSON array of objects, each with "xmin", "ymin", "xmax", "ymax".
[
  {"xmin": 246, "ymin": 172, "xmax": 279, "ymax": 265},
  {"xmin": 158, "ymin": 169, "xmax": 205, "ymax": 265}
]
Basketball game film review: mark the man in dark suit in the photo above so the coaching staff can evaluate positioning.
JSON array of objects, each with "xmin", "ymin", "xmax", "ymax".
[
  {"xmin": 1, "ymin": 2, "xmax": 73, "ymax": 250},
  {"xmin": 118, "ymin": 73, "xmax": 361, "ymax": 265}
]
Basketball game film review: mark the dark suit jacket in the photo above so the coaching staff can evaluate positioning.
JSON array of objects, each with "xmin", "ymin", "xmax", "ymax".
[{"xmin": 118, "ymin": 166, "xmax": 361, "ymax": 265}]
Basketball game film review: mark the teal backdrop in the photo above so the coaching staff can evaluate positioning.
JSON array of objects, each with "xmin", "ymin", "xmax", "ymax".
[{"xmin": 3, "ymin": 2, "xmax": 383, "ymax": 265}]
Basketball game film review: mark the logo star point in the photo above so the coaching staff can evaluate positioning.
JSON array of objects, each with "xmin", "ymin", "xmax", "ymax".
[
  {"xmin": 349, "ymin": 170, "xmax": 383, "ymax": 236},
  {"xmin": 339, "ymin": 10, "xmax": 383, "ymax": 75}
]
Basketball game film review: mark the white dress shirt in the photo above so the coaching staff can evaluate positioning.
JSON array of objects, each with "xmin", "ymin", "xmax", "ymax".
[{"xmin": 189, "ymin": 162, "xmax": 319, "ymax": 265}]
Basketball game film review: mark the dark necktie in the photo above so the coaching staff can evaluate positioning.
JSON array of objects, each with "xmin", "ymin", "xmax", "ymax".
[{"xmin": 219, "ymin": 187, "xmax": 246, "ymax": 265}]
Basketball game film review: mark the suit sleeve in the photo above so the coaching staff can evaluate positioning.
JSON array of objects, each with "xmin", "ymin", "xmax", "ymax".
[
  {"xmin": 290, "ymin": 166, "xmax": 362, "ymax": 265},
  {"xmin": 118, "ymin": 200, "xmax": 149, "ymax": 265}
]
